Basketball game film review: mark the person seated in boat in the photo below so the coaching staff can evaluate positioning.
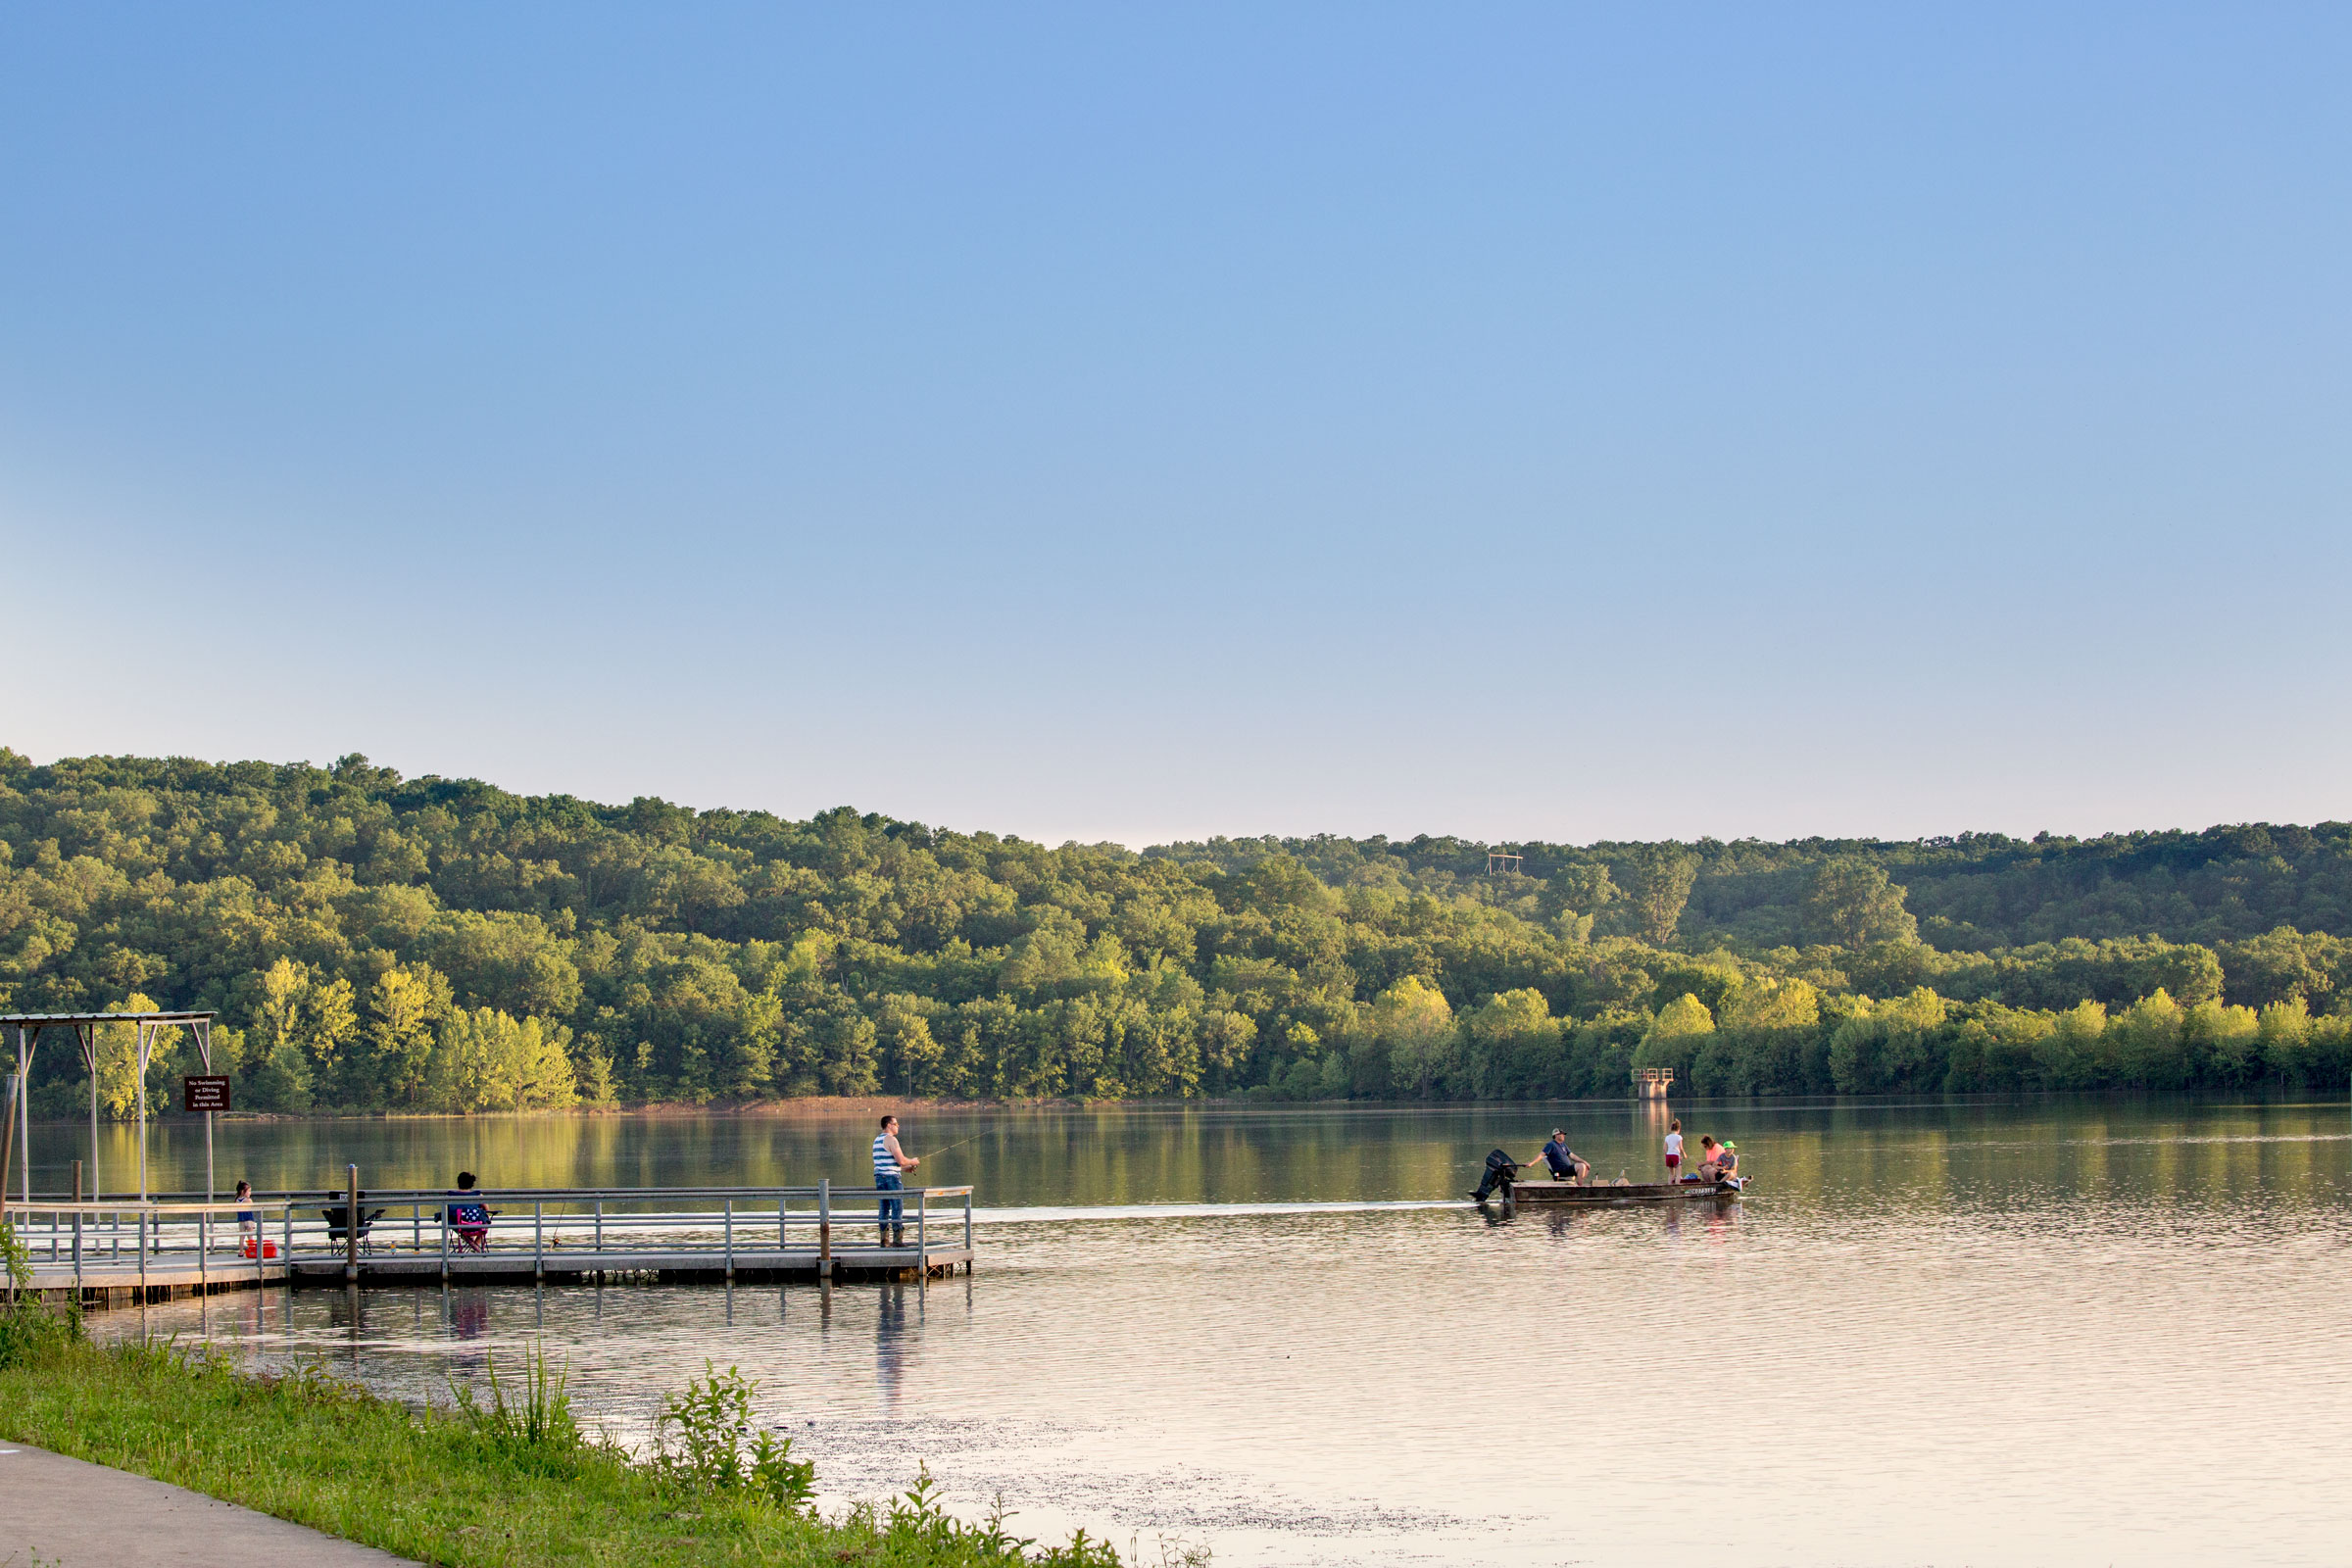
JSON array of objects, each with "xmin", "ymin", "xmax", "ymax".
[
  {"xmin": 1535, "ymin": 1130, "xmax": 1590, "ymax": 1184},
  {"xmin": 1694, "ymin": 1138, "xmax": 1738, "ymax": 1184}
]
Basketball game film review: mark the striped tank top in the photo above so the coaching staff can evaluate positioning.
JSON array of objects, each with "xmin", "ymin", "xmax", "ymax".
[{"xmin": 872, "ymin": 1133, "xmax": 898, "ymax": 1177}]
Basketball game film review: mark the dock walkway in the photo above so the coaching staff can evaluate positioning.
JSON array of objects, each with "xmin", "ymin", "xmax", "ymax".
[{"xmin": 10, "ymin": 1181, "xmax": 975, "ymax": 1306}]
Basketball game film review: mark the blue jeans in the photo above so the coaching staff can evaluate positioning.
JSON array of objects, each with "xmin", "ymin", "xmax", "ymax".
[{"xmin": 875, "ymin": 1172, "xmax": 903, "ymax": 1233}]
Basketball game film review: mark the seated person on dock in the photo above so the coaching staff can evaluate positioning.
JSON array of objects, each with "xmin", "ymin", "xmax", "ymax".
[
  {"xmin": 1536, "ymin": 1130, "xmax": 1590, "ymax": 1184},
  {"xmin": 445, "ymin": 1170, "xmax": 495, "ymax": 1251}
]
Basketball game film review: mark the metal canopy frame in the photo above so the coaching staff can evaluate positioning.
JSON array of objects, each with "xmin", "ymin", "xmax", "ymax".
[{"xmin": 1, "ymin": 1012, "xmax": 219, "ymax": 1206}]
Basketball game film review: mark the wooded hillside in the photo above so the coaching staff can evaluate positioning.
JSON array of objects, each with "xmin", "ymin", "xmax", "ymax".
[{"xmin": 4, "ymin": 749, "xmax": 2347, "ymax": 1113}]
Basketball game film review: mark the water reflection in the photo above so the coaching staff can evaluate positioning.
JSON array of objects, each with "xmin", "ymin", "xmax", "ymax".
[{"xmin": 92, "ymin": 1100, "xmax": 2352, "ymax": 1568}]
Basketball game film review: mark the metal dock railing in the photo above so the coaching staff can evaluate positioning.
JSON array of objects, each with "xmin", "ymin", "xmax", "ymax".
[{"xmin": 5, "ymin": 1177, "xmax": 975, "ymax": 1304}]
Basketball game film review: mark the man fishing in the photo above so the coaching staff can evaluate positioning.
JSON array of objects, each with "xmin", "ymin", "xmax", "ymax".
[{"xmin": 872, "ymin": 1113, "xmax": 918, "ymax": 1248}]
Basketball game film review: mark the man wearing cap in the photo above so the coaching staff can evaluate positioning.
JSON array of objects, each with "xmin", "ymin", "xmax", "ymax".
[{"xmin": 1535, "ymin": 1128, "xmax": 1590, "ymax": 1185}]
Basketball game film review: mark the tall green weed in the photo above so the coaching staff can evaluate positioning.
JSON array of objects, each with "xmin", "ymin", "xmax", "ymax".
[
  {"xmin": 653, "ymin": 1360, "xmax": 815, "ymax": 1509},
  {"xmin": 450, "ymin": 1341, "xmax": 597, "ymax": 1477},
  {"xmin": 0, "ymin": 1222, "xmax": 81, "ymax": 1369}
]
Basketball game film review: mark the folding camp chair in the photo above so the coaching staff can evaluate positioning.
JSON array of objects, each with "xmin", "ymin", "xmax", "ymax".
[
  {"xmin": 322, "ymin": 1202, "xmax": 388, "ymax": 1254},
  {"xmin": 446, "ymin": 1200, "xmax": 494, "ymax": 1253}
]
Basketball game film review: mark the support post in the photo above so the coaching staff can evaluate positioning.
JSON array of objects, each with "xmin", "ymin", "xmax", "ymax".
[
  {"xmin": 71, "ymin": 1160, "xmax": 82, "ymax": 1289},
  {"xmin": 4, "ymin": 1023, "xmax": 26, "ymax": 1211},
  {"xmin": 78, "ymin": 1023, "xmax": 98, "ymax": 1206},
  {"xmin": 345, "ymin": 1164, "xmax": 360, "ymax": 1283},
  {"xmin": 723, "ymin": 1197, "xmax": 734, "ymax": 1280},
  {"xmin": 0, "ymin": 1071, "xmax": 18, "ymax": 1229},
  {"xmin": 194, "ymin": 1020, "xmax": 216, "ymax": 1201},
  {"xmin": 19, "ymin": 1041, "xmax": 29, "ymax": 1207},
  {"xmin": 135, "ymin": 1021, "xmax": 151, "ymax": 1202},
  {"xmin": 817, "ymin": 1177, "xmax": 831, "ymax": 1282},
  {"xmin": 534, "ymin": 1200, "xmax": 544, "ymax": 1281}
]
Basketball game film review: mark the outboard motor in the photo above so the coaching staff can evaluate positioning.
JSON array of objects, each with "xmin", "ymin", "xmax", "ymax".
[{"xmin": 1471, "ymin": 1148, "xmax": 1520, "ymax": 1202}]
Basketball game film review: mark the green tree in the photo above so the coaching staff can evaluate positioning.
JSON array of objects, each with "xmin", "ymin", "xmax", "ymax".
[
  {"xmin": 1372, "ymin": 976, "xmax": 1455, "ymax": 1099},
  {"xmin": 1616, "ymin": 845, "xmax": 1699, "ymax": 945},
  {"xmin": 1804, "ymin": 858, "xmax": 1919, "ymax": 951},
  {"xmin": 368, "ymin": 963, "xmax": 451, "ymax": 1108},
  {"xmin": 1633, "ymin": 991, "xmax": 1714, "ymax": 1084}
]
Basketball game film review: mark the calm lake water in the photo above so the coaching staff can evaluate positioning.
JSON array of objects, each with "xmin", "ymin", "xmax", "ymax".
[{"xmin": 45, "ymin": 1099, "xmax": 2352, "ymax": 1567}]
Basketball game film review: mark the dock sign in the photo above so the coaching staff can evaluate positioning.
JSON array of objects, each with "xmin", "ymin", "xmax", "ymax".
[{"xmin": 183, "ymin": 1075, "xmax": 231, "ymax": 1112}]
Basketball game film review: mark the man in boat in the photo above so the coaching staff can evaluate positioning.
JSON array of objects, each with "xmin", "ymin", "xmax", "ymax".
[{"xmin": 1535, "ymin": 1129, "xmax": 1591, "ymax": 1185}]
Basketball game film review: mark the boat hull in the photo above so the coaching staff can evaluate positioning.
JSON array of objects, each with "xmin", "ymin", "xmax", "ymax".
[{"xmin": 1503, "ymin": 1179, "xmax": 1742, "ymax": 1204}]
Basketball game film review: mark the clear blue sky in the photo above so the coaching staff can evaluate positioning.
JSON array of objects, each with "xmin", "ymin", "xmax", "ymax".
[{"xmin": 4, "ymin": 5, "xmax": 2346, "ymax": 846}]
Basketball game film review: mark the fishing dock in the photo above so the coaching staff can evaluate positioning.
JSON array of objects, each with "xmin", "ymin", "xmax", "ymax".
[{"xmin": 5, "ymin": 1180, "xmax": 976, "ymax": 1308}]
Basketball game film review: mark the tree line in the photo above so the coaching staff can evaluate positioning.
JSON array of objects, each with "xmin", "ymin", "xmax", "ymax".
[{"xmin": 2, "ymin": 749, "xmax": 2347, "ymax": 1117}]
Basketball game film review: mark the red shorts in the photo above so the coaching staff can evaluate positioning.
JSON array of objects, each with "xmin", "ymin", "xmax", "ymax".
[{"xmin": 1665, "ymin": 1152, "xmax": 1680, "ymax": 1168}]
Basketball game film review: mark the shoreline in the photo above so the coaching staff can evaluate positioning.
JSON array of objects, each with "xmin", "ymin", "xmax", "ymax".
[
  {"xmin": 0, "ymin": 1333, "xmax": 1130, "ymax": 1567},
  {"xmin": 33, "ymin": 1084, "xmax": 2346, "ymax": 1127}
]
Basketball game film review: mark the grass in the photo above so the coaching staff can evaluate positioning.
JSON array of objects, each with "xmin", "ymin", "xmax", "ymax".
[{"xmin": 0, "ymin": 1318, "xmax": 1146, "ymax": 1567}]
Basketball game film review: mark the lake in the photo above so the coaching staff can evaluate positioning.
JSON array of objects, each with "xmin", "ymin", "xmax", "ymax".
[{"xmin": 44, "ymin": 1098, "xmax": 2352, "ymax": 1567}]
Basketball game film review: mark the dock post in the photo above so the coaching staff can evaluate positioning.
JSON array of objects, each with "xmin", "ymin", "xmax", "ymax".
[
  {"xmin": 915, "ymin": 1189, "xmax": 927, "ymax": 1290},
  {"xmin": 71, "ymin": 1161, "xmax": 81, "ymax": 1291},
  {"xmin": 439, "ymin": 1198, "xmax": 449, "ymax": 1280},
  {"xmin": 724, "ymin": 1198, "xmax": 734, "ymax": 1280},
  {"xmin": 345, "ymin": 1165, "xmax": 360, "ymax": 1283},
  {"xmin": 534, "ymin": 1200, "xmax": 544, "ymax": 1281},
  {"xmin": 817, "ymin": 1178, "xmax": 831, "ymax": 1284}
]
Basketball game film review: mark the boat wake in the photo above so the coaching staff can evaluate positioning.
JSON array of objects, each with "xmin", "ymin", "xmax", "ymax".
[{"xmin": 970, "ymin": 1199, "xmax": 1461, "ymax": 1225}]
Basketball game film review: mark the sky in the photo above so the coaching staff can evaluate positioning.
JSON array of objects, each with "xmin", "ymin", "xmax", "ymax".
[{"xmin": 3, "ymin": 4, "xmax": 2347, "ymax": 848}]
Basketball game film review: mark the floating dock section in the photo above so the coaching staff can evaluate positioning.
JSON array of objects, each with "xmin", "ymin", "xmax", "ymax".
[{"xmin": 9, "ymin": 1182, "xmax": 975, "ymax": 1307}]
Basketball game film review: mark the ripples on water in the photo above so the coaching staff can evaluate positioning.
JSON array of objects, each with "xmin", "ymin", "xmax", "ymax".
[{"xmin": 83, "ymin": 1100, "xmax": 2352, "ymax": 1567}]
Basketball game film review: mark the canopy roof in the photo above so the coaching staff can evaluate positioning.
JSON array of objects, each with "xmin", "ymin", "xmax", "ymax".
[{"xmin": 0, "ymin": 1011, "xmax": 215, "ymax": 1026}]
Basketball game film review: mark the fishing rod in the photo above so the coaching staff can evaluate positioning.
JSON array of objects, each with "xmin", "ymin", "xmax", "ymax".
[{"xmin": 907, "ymin": 1130, "xmax": 990, "ymax": 1164}]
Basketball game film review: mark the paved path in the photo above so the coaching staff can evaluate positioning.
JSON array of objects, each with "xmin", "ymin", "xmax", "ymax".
[{"xmin": 0, "ymin": 1442, "xmax": 418, "ymax": 1567}]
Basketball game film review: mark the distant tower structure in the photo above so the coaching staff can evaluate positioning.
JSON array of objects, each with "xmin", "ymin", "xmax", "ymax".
[
  {"xmin": 1486, "ymin": 849, "xmax": 1524, "ymax": 876},
  {"xmin": 1634, "ymin": 1067, "xmax": 1675, "ymax": 1100}
]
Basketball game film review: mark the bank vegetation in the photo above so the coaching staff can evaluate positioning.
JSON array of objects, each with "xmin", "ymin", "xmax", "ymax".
[{"xmin": 4, "ymin": 750, "xmax": 2349, "ymax": 1111}]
